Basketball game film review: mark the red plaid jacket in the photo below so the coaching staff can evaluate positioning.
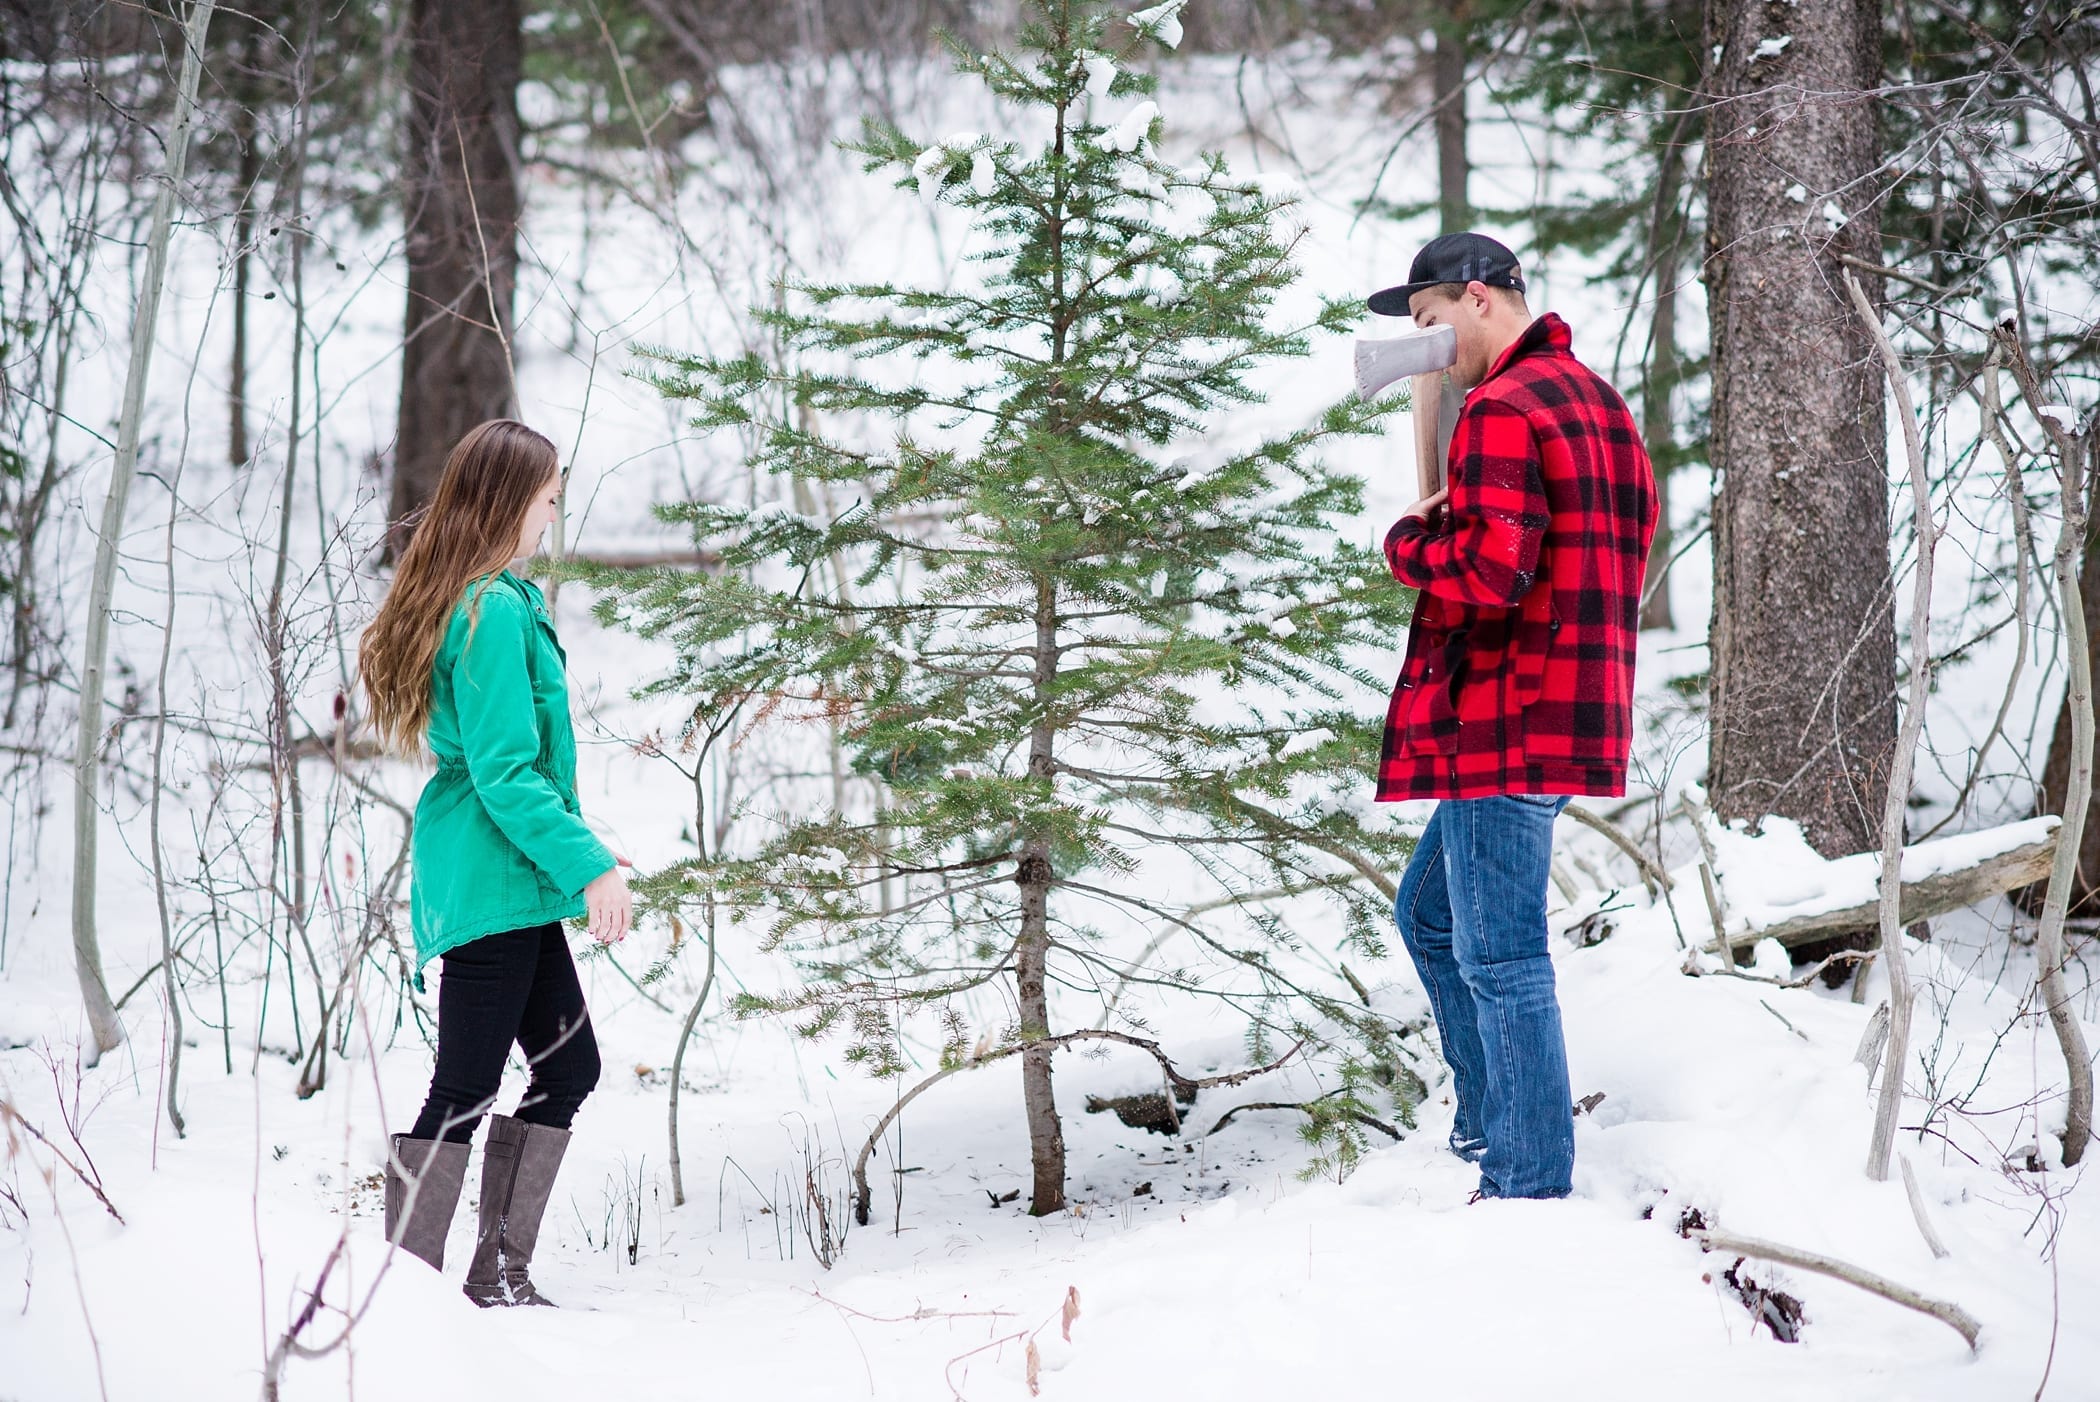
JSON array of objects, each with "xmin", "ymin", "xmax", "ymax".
[{"xmin": 1376, "ymin": 313, "xmax": 1657, "ymax": 801}]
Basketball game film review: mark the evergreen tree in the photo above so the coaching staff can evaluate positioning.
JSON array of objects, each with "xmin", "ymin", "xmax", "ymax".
[{"xmin": 597, "ymin": 0, "xmax": 1424, "ymax": 1217}]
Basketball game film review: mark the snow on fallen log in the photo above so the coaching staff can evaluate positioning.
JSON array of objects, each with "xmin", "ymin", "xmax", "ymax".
[{"xmin": 1707, "ymin": 815, "xmax": 2059, "ymax": 952}]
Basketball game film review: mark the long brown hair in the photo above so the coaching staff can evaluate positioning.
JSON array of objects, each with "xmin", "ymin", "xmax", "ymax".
[{"xmin": 360, "ymin": 419, "xmax": 560, "ymax": 754}]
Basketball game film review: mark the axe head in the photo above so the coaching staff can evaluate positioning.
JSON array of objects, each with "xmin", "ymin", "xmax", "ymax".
[{"xmin": 1353, "ymin": 324, "xmax": 1457, "ymax": 400}]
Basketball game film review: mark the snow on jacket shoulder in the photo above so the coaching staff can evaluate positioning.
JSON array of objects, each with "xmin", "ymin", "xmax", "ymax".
[{"xmin": 1377, "ymin": 312, "xmax": 1658, "ymax": 801}]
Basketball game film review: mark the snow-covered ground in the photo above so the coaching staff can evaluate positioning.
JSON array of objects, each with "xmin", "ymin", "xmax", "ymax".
[{"xmin": 2, "ymin": 38, "xmax": 2093, "ymax": 1402}]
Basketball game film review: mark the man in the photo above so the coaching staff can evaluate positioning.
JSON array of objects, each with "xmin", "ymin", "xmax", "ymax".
[{"xmin": 1370, "ymin": 232, "xmax": 1657, "ymax": 1200}]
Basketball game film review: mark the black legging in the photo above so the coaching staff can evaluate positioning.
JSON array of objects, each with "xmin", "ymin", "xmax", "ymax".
[{"xmin": 409, "ymin": 922, "xmax": 601, "ymax": 1144}]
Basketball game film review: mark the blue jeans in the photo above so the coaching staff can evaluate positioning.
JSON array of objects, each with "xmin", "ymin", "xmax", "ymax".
[{"xmin": 1394, "ymin": 794, "xmax": 1574, "ymax": 1199}]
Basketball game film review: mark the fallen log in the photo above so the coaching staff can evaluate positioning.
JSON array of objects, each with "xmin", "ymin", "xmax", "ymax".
[{"xmin": 1716, "ymin": 817, "xmax": 2059, "ymax": 952}]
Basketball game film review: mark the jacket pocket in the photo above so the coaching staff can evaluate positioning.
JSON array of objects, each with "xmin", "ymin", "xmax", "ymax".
[
  {"xmin": 1511, "ymin": 588, "xmax": 1559, "ymax": 709},
  {"xmin": 1408, "ymin": 627, "xmax": 1468, "ymax": 756}
]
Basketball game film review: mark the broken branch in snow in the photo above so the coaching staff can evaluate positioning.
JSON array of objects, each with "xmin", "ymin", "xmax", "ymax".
[
  {"xmin": 851, "ymin": 1031, "xmax": 1302, "ymax": 1225},
  {"xmin": 1693, "ymin": 1229, "xmax": 1980, "ymax": 1350},
  {"xmin": 1203, "ymin": 1097, "xmax": 1402, "ymax": 1142},
  {"xmin": 1899, "ymin": 1155, "xmax": 1951, "ymax": 1261}
]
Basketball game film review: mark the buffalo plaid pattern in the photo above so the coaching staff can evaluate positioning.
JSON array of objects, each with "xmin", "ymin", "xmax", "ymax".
[{"xmin": 1377, "ymin": 313, "xmax": 1657, "ymax": 801}]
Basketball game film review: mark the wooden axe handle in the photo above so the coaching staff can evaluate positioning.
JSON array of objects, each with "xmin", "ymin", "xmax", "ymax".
[{"xmin": 1411, "ymin": 371, "xmax": 1444, "ymax": 499}]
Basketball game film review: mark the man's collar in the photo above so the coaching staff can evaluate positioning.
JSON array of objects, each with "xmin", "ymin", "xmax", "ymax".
[{"xmin": 1477, "ymin": 313, "xmax": 1571, "ymax": 388}]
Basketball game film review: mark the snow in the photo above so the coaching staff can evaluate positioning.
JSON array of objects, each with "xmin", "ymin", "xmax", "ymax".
[
  {"xmin": 1081, "ymin": 52, "xmax": 1118, "ymax": 99},
  {"xmin": 1101, "ymin": 100, "xmax": 1160, "ymax": 154},
  {"xmin": 1753, "ymin": 35, "xmax": 1793, "ymax": 60},
  {"xmin": 1129, "ymin": 1, "xmax": 1189, "ymax": 50},
  {"xmin": 2038, "ymin": 404, "xmax": 2080, "ymax": 431},
  {"xmin": 1784, "ymin": 182, "xmax": 1808, "ymax": 203},
  {"xmin": 912, "ymin": 144, "xmax": 952, "ymax": 208}
]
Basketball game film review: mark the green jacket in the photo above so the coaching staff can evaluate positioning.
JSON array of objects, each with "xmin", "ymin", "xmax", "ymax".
[{"xmin": 409, "ymin": 570, "xmax": 612, "ymax": 971}]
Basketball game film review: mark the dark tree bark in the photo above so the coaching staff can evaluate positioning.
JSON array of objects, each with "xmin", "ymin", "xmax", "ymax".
[
  {"xmin": 229, "ymin": 96, "xmax": 257, "ymax": 467},
  {"xmin": 1432, "ymin": 0, "xmax": 1469, "ymax": 234},
  {"xmin": 388, "ymin": 0, "xmax": 521, "ymax": 548},
  {"xmin": 2035, "ymin": 520, "xmax": 2100, "ymax": 914},
  {"xmin": 1639, "ymin": 146, "xmax": 1686, "ymax": 632},
  {"xmin": 1702, "ymin": 0, "xmax": 1895, "ymax": 858}
]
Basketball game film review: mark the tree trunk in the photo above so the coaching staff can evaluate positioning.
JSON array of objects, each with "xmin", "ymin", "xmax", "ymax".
[
  {"xmin": 70, "ymin": 0, "xmax": 216, "ymax": 1060},
  {"xmin": 1702, "ymin": 0, "xmax": 1894, "ymax": 859},
  {"xmin": 2034, "ymin": 519, "xmax": 2100, "ymax": 914},
  {"xmin": 1018, "ymin": 576, "xmax": 1066, "ymax": 1216},
  {"xmin": 1432, "ymin": 0, "xmax": 1469, "ymax": 234},
  {"xmin": 388, "ymin": 0, "xmax": 521, "ymax": 548},
  {"xmin": 1639, "ymin": 149, "xmax": 1685, "ymax": 632},
  {"xmin": 228, "ymin": 99, "xmax": 257, "ymax": 467}
]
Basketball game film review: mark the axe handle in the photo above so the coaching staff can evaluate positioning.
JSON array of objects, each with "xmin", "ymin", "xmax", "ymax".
[{"xmin": 1411, "ymin": 371, "xmax": 1444, "ymax": 499}]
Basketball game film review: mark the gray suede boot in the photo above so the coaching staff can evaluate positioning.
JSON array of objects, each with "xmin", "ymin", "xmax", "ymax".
[
  {"xmin": 463, "ymin": 1114, "xmax": 570, "ymax": 1307},
  {"xmin": 383, "ymin": 1135, "xmax": 469, "ymax": 1271}
]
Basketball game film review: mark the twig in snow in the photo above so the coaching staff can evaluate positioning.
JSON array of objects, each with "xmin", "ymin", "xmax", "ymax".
[
  {"xmin": 0, "ymin": 1099, "xmax": 123, "ymax": 1224},
  {"xmin": 1899, "ymin": 1154, "xmax": 1950, "ymax": 1260},
  {"xmin": 1697, "ymin": 861, "xmax": 1729, "ymax": 956},
  {"xmin": 1692, "ymin": 1229, "xmax": 1979, "ymax": 1350},
  {"xmin": 1759, "ymin": 1000, "xmax": 1808, "ymax": 1042}
]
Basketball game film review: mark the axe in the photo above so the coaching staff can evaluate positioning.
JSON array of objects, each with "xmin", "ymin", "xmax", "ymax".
[{"xmin": 1354, "ymin": 324, "xmax": 1460, "ymax": 498}]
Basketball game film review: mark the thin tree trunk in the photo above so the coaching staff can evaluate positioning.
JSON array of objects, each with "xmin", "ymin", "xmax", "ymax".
[
  {"xmin": 274, "ymin": 0, "xmax": 329, "ymax": 1090},
  {"xmin": 1639, "ymin": 150, "xmax": 1685, "ymax": 632},
  {"xmin": 665, "ymin": 906, "xmax": 716, "ymax": 1209},
  {"xmin": 2008, "ymin": 332, "xmax": 2096, "ymax": 1168},
  {"xmin": 1845, "ymin": 272, "xmax": 1931, "ymax": 1182},
  {"xmin": 1018, "ymin": 575, "xmax": 1065, "ymax": 1217},
  {"xmin": 1432, "ymin": 0, "xmax": 1469, "ymax": 235},
  {"xmin": 70, "ymin": 0, "xmax": 216, "ymax": 1060},
  {"xmin": 2033, "ymin": 517, "xmax": 2100, "ymax": 914},
  {"xmin": 1703, "ymin": 0, "xmax": 1895, "ymax": 859},
  {"xmin": 388, "ymin": 0, "xmax": 522, "ymax": 549},
  {"xmin": 228, "ymin": 100, "xmax": 258, "ymax": 467},
  {"xmin": 8, "ymin": 328, "xmax": 66, "ymax": 729},
  {"xmin": 150, "ymin": 420, "xmax": 187, "ymax": 1139}
]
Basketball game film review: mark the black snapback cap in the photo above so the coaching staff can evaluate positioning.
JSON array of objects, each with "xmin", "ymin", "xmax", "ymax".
[{"xmin": 1368, "ymin": 232, "xmax": 1527, "ymax": 317}]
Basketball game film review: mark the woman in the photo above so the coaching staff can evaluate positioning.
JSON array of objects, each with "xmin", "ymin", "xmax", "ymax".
[{"xmin": 360, "ymin": 419, "xmax": 631, "ymax": 1307}]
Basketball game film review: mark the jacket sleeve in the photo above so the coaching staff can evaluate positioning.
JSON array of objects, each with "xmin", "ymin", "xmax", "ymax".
[
  {"xmin": 1385, "ymin": 397, "xmax": 1550, "ymax": 607},
  {"xmin": 453, "ymin": 590, "xmax": 614, "ymax": 897}
]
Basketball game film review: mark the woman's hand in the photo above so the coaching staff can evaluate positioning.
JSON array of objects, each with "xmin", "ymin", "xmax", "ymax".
[{"xmin": 584, "ymin": 863, "xmax": 632, "ymax": 945}]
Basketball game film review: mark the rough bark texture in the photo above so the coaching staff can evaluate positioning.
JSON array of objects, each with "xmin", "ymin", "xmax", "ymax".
[
  {"xmin": 388, "ymin": 0, "xmax": 520, "ymax": 547},
  {"xmin": 2034, "ymin": 522, "xmax": 2100, "ymax": 914},
  {"xmin": 1703, "ymin": 0, "xmax": 1895, "ymax": 858},
  {"xmin": 1432, "ymin": 0, "xmax": 1468, "ymax": 234}
]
